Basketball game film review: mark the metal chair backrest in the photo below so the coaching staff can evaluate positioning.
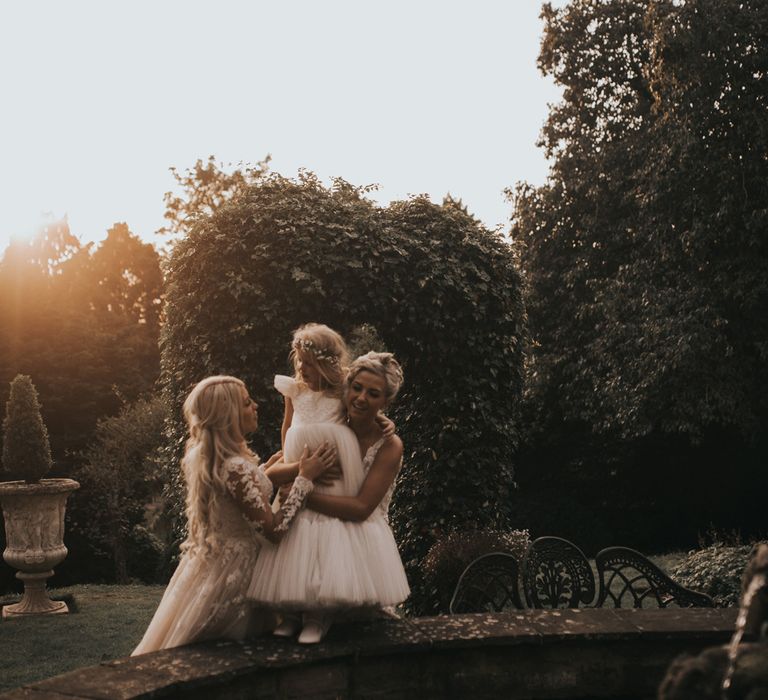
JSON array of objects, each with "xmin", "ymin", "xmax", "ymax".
[
  {"xmin": 449, "ymin": 552, "xmax": 524, "ymax": 614},
  {"xmin": 522, "ymin": 536, "xmax": 596, "ymax": 609},
  {"xmin": 595, "ymin": 546, "xmax": 714, "ymax": 608}
]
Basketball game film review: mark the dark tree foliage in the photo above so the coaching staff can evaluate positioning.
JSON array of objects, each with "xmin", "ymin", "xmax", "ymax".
[
  {"xmin": 511, "ymin": 0, "xmax": 768, "ymax": 549},
  {"xmin": 0, "ymin": 220, "xmax": 163, "ymax": 469},
  {"xmin": 0, "ymin": 220, "xmax": 164, "ymax": 592},
  {"xmin": 89, "ymin": 223, "xmax": 163, "ymax": 328},
  {"xmin": 67, "ymin": 396, "xmax": 168, "ymax": 585},
  {"xmin": 160, "ymin": 172, "xmax": 525, "ymax": 613}
]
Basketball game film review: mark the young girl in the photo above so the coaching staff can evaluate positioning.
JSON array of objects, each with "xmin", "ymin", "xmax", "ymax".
[
  {"xmin": 132, "ymin": 375, "xmax": 334, "ymax": 655},
  {"xmin": 248, "ymin": 324, "xmax": 383, "ymax": 643}
]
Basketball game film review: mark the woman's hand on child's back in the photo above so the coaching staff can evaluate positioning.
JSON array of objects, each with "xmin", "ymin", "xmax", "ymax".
[{"xmin": 298, "ymin": 442, "xmax": 337, "ymax": 481}]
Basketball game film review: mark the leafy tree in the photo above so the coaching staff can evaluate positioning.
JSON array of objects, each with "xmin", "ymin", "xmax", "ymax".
[
  {"xmin": 88, "ymin": 223, "xmax": 163, "ymax": 327},
  {"xmin": 516, "ymin": 0, "xmax": 767, "ymax": 441},
  {"xmin": 610, "ymin": 0, "xmax": 768, "ymax": 440},
  {"xmin": 511, "ymin": 0, "xmax": 768, "ymax": 546},
  {"xmin": 70, "ymin": 396, "xmax": 168, "ymax": 584},
  {"xmin": 0, "ymin": 219, "xmax": 162, "ymax": 467},
  {"xmin": 512, "ymin": 0, "xmax": 663, "ymax": 441},
  {"xmin": 83, "ymin": 223, "xmax": 163, "ymax": 405},
  {"xmin": 158, "ymin": 154, "xmax": 271, "ymax": 238},
  {"xmin": 0, "ymin": 220, "xmax": 164, "ymax": 592},
  {"xmin": 160, "ymin": 172, "xmax": 526, "ymax": 613}
]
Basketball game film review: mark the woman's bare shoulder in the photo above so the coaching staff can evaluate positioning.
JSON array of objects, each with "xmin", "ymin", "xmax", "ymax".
[{"xmin": 379, "ymin": 433, "xmax": 403, "ymax": 462}]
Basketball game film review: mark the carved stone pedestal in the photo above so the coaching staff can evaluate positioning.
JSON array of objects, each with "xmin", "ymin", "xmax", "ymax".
[
  {"xmin": 3, "ymin": 571, "xmax": 69, "ymax": 618},
  {"xmin": 0, "ymin": 478, "xmax": 79, "ymax": 618}
]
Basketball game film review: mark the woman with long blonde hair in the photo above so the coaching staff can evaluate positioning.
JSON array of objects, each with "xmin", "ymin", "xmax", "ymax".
[{"xmin": 133, "ymin": 375, "xmax": 334, "ymax": 655}]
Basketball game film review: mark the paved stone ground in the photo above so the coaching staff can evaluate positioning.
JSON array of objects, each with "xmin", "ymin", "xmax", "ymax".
[{"xmin": 0, "ymin": 608, "xmax": 738, "ymax": 700}]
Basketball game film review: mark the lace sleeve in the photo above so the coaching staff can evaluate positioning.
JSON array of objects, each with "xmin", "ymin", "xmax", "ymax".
[
  {"xmin": 273, "ymin": 476, "xmax": 314, "ymax": 534},
  {"xmin": 256, "ymin": 463, "xmax": 275, "ymax": 502},
  {"xmin": 223, "ymin": 458, "xmax": 269, "ymax": 535},
  {"xmin": 224, "ymin": 458, "xmax": 313, "ymax": 541}
]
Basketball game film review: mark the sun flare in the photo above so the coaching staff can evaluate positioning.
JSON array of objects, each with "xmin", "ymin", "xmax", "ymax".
[{"xmin": 0, "ymin": 209, "xmax": 60, "ymax": 256}]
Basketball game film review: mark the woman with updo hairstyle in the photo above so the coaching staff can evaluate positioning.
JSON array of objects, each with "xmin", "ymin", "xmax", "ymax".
[
  {"xmin": 132, "ymin": 375, "xmax": 335, "ymax": 655},
  {"xmin": 307, "ymin": 351, "xmax": 406, "ymax": 523},
  {"xmin": 249, "ymin": 322, "xmax": 410, "ymax": 643},
  {"xmin": 271, "ymin": 351, "xmax": 411, "ymax": 638}
]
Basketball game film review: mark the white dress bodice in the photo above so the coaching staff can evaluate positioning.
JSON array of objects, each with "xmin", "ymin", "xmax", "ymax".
[{"xmin": 275, "ymin": 374, "xmax": 345, "ymax": 426}]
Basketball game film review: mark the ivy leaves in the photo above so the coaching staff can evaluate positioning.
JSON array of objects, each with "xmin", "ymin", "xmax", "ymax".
[{"xmin": 161, "ymin": 173, "xmax": 526, "ymax": 612}]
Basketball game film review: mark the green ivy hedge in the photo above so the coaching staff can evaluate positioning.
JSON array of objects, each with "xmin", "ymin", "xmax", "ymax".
[{"xmin": 160, "ymin": 173, "xmax": 526, "ymax": 613}]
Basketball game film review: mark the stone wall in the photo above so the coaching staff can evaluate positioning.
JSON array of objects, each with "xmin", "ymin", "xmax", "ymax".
[{"xmin": 0, "ymin": 608, "xmax": 737, "ymax": 699}]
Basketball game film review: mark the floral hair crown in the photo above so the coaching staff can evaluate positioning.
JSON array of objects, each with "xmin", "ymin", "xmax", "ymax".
[{"xmin": 292, "ymin": 338, "xmax": 340, "ymax": 365}]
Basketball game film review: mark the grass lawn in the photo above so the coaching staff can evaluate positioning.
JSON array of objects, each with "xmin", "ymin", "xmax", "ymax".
[{"xmin": 0, "ymin": 584, "xmax": 164, "ymax": 692}]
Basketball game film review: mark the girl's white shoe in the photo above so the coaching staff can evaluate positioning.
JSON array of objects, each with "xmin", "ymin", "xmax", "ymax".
[{"xmin": 298, "ymin": 613, "xmax": 332, "ymax": 644}]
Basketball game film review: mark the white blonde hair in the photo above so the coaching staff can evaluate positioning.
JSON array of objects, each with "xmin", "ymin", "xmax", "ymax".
[
  {"xmin": 181, "ymin": 375, "xmax": 254, "ymax": 550},
  {"xmin": 346, "ymin": 351, "xmax": 404, "ymax": 404}
]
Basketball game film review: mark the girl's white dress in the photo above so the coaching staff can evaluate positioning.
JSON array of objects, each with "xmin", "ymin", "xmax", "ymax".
[
  {"xmin": 247, "ymin": 375, "xmax": 410, "ymax": 610},
  {"xmin": 133, "ymin": 456, "xmax": 279, "ymax": 655}
]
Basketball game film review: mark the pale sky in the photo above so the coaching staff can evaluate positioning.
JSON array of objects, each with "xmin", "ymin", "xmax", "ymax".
[{"xmin": 0, "ymin": 1, "xmax": 565, "ymax": 252}]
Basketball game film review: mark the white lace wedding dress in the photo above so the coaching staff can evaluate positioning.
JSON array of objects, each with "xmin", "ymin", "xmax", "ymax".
[{"xmin": 132, "ymin": 455, "xmax": 311, "ymax": 654}]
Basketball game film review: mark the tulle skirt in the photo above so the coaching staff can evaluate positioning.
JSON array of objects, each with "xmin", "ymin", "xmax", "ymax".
[
  {"xmin": 247, "ymin": 509, "xmax": 410, "ymax": 610},
  {"xmin": 132, "ymin": 538, "xmax": 271, "ymax": 655},
  {"xmin": 247, "ymin": 421, "xmax": 409, "ymax": 609}
]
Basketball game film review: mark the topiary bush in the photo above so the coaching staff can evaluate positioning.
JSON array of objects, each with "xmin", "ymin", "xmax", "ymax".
[
  {"xmin": 672, "ymin": 543, "xmax": 758, "ymax": 607},
  {"xmin": 1, "ymin": 374, "xmax": 52, "ymax": 483},
  {"xmin": 421, "ymin": 529, "xmax": 531, "ymax": 614},
  {"xmin": 160, "ymin": 173, "xmax": 526, "ymax": 611}
]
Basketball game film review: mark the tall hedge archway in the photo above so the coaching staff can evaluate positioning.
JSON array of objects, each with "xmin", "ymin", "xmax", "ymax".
[{"xmin": 162, "ymin": 173, "xmax": 526, "ymax": 612}]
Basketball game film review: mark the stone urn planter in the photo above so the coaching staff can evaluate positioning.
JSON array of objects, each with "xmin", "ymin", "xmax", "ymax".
[
  {"xmin": 0, "ymin": 478, "xmax": 79, "ymax": 617},
  {"xmin": 0, "ymin": 374, "xmax": 79, "ymax": 618}
]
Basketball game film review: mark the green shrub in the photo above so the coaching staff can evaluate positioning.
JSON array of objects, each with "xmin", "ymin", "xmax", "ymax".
[
  {"xmin": 1, "ymin": 374, "xmax": 52, "ymax": 482},
  {"xmin": 672, "ymin": 543, "xmax": 758, "ymax": 607},
  {"xmin": 124, "ymin": 525, "xmax": 166, "ymax": 584},
  {"xmin": 160, "ymin": 173, "xmax": 526, "ymax": 612},
  {"xmin": 71, "ymin": 395, "xmax": 169, "ymax": 584},
  {"xmin": 421, "ymin": 529, "xmax": 531, "ymax": 614}
]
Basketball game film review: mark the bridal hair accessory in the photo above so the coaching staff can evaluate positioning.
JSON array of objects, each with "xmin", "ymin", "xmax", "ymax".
[{"xmin": 293, "ymin": 338, "xmax": 340, "ymax": 365}]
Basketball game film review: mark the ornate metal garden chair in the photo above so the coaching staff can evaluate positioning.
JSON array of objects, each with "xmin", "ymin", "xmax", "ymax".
[
  {"xmin": 522, "ymin": 536, "xmax": 596, "ymax": 609},
  {"xmin": 449, "ymin": 552, "xmax": 525, "ymax": 614},
  {"xmin": 595, "ymin": 546, "xmax": 714, "ymax": 608}
]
